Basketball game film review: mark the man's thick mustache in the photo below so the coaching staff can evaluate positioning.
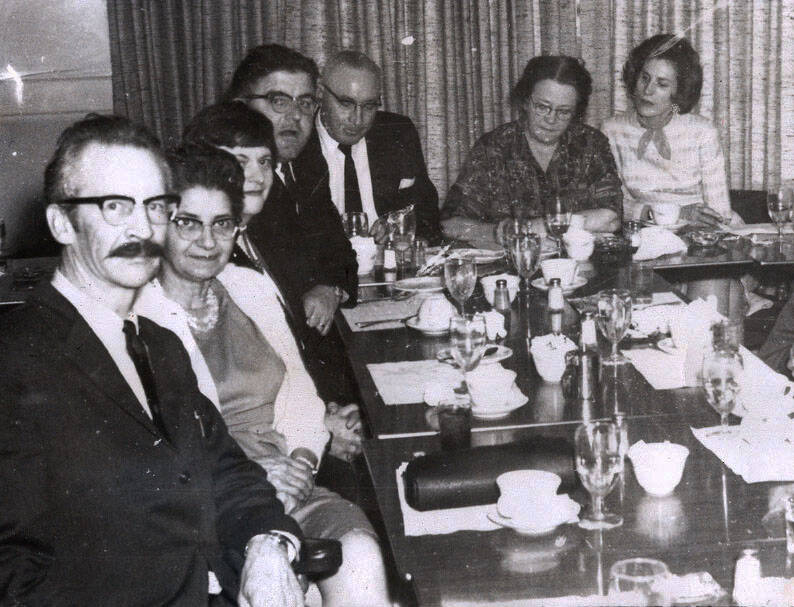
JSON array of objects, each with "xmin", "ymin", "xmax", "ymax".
[{"xmin": 108, "ymin": 241, "xmax": 164, "ymax": 258}]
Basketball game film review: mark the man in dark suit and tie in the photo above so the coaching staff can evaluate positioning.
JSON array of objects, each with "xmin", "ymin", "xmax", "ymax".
[
  {"xmin": 0, "ymin": 114, "xmax": 305, "ymax": 606},
  {"xmin": 312, "ymin": 50, "xmax": 441, "ymax": 243}
]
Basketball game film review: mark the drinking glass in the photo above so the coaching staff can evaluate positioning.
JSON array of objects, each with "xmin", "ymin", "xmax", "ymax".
[
  {"xmin": 507, "ymin": 233, "xmax": 542, "ymax": 291},
  {"xmin": 449, "ymin": 314, "xmax": 487, "ymax": 374},
  {"xmin": 596, "ymin": 289, "xmax": 632, "ymax": 366},
  {"xmin": 768, "ymin": 187, "xmax": 793, "ymax": 242},
  {"xmin": 702, "ymin": 347, "xmax": 743, "ymax": 427},
  {"xmin": 575, "ymin": 421, "xmax": 624, "ymax": 529},
  {"xmin": 608, "ymin": 558, "xmax": 671, "ymax": 606},
  {"xmin": 444, "ymin": 258, "xmax": 477, "ymax": 315},
  {"xmin": 343, "ymin": 211, "xmax": 369, "ymax": 237},
  {"xmin": 545, "ymin": 195, "xmax": 572, "ymax": 255}
]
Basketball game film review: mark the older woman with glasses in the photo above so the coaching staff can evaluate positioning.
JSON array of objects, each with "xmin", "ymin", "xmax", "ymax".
[
  {"xmin": 134, "ymin": 147, "xmax": 390, "ymax": 607},
  {"xmin": 441, "ymin": 55, "xmax": 623, "ymax": 248}
]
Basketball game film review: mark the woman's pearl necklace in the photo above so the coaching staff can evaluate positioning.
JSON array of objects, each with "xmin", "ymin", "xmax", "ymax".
[{"xmin": 185, "ymin": 286, "xmax": 220, "ymax": 333}]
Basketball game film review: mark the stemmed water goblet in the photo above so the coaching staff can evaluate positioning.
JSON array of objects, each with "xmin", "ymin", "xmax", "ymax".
[
  {"xmin": 596, "ymin": 289, "xmax": 632, "ymax": 366},
  {"xmin": 575, "ymin": 420, "xmax": 625, "ymax": 529},
  {"xmin": 545, "ymin": 194, "xmax": 572, "ymax": 256},
  {"xmin": 444, "ymin": 257, "xmax": 477, "ymax": 315},
  {"xmin": 506, "ymin": 233, "xmax": 542, "ymax": 292},
  {"xmin": 768, "ymin": 186, "xmax": 794, "ymax": 244},
  {"xmin": 343, "ymin": 211, "xmax": 369, "ymax": 237},
  {"xmin": 702, "ymin": 347, "xmax": 743, "ymax": 428}
]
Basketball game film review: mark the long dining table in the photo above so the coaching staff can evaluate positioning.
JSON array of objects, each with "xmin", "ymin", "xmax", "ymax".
[{"xmin": 338, "ymin": 240, "xmax": 794, "ymax": 606}]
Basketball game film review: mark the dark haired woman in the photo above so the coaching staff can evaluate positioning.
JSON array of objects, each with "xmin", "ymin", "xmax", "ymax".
[
  {"xmin": 604, "ymin": 34, "xmax": 734, "ymax": 226},
  {"xmin": 604, "ymin": 34, "xmax": 747, "ymax": 316},
  {"xmin": 441, "ymin": 55, "xmax": 622, "ymax": 248}
]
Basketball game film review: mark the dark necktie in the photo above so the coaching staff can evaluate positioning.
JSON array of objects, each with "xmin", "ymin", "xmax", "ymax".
[
  {"xmin": 282, "ymin": 162, "xmax": 297, "ymax": 191},
  {"xmin": 338, "ymin": 143, "xmax": 363, "ymax": 213},
  {"xmin": 123, "ymin": 320, "xmax": 170, "ymax": 441}
]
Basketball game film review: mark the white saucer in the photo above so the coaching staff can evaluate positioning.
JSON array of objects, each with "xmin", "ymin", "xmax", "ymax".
[
  {"xmin": 531, "ymin": 276, "xmax": 588, "ymax": 293},
  {"xmin": 436, "ymin": 345, "xmax": 513, "ymax": 366},
  {"xmin": 471, "ymin": 385, "xmax": 528, "ymax": 419},
  {"xmin": 405, "ymin": 316, "xmax": 449, "ymax": 336},
  {"xmin": 393, "ymin": 276, "xmax": 444, "ymax": 293},
  {"xmin": 487, "ymin": 508, "xmax": 567, "ymax": 536}
]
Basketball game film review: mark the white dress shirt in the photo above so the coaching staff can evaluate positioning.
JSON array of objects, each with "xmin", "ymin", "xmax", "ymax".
[
  {"xmin": 316, "ymin": 114, "xmax": 379, "ymax": 224},
  {"xmin": 51, "ymin": 270, "xmax": 151, "ymax": 418}
]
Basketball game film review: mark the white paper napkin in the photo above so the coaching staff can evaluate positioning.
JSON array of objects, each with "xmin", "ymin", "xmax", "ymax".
[
  {"xmin": 691, "ymin": 420, "xmax": 794, "ymax": 483},
  {"xmin": 340, "ymin": 297, "xmax": 421, "ymax": 332},
  {"xmin": 367, "ymin": 360, "xmax": 462, "ymax": 405},
  {"xmin": 735, "ymin": 347, "xmax": 794, "ymax": 418},
  {"xmin": 623, "ymin": 347, "xmax": 687, "ymax": 390},
  {"xmin": 483, "ymin": 310, "xmax": 507, "ymax": 340},
  {"xmin": 633, "ymin": 227, "xmax": 687, "ymax": 261},
  {"xmin": 396, "ymin": 462, "xmax": 499, "ymax": 536}
]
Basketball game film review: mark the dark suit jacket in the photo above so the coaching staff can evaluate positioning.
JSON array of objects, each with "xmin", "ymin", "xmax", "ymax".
[
  {"xmin": 304, "ymin": 111, "xmax": 441, "ymax": 243},
  {"xmin": 0, "ymin": 283, "xmax": 301, "ymax": 606}
]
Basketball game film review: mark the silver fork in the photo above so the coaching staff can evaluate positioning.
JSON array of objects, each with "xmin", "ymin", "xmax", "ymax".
[{"xmin": 355, "ymin": 314, "xmax": 416, "ymax": 328}]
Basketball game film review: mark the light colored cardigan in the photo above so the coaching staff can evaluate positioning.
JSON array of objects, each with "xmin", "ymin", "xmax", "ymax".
[{"xmin": 134, "ymin": 263, "xmax": 330, "ymax": 460}]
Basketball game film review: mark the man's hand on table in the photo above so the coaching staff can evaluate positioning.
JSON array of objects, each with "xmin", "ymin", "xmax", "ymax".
[
  {"xmin": 302, "ymin": 285, "xmax": 340, "ymax": 335},
  {"xmin": 238, "ymin": 535, "xmax": 304, "ymax": 607},
  {"xmin": 679, "ymin": 203, "xmax": 725, "ymax": 228},
  {"xmin": 257, "ymin": 454, "xmax": 314, "ymax": 514},
  {"xmin": 325, "ymin": 402, "xmax": 363, "ymax": 461}
]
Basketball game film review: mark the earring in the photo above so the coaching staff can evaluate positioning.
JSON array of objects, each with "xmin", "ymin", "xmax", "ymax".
[{"xmin": 671, "ymin": 103, "xmax": 680, "ymax": 115}]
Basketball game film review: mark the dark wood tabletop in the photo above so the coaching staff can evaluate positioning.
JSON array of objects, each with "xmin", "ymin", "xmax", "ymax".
[{"xmin": 363, "ymin": 417, "xmax": 793, "ymax": 606}]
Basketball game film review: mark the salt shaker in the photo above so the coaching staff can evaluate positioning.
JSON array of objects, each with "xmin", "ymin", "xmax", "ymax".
[
  {"xmin": 548, "ymin": 278, "xmax": 564, "ymax": 335},
  {"xmin": 732, "ymin": 548, "xmax": 761, "ymax": 605}
]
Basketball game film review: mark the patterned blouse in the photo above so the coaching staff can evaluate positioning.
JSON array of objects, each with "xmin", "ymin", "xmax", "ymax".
[
  {"xmin": 603, "ymin": 111, "xmax": 731, "ymax": 221},
  {"xmin": 441, "ymin": 119, "xmax": 623, "ymax": 222}
]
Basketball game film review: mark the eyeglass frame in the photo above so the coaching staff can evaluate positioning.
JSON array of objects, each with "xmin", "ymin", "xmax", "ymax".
[
  {"xmin": 57, "ymin": 194, "xmax": 180, "ymax": 226},
  {"xmin": 237, "ymin": 91, "xmax": 319, "ymax": 116},
  {"xmin": 528, "ymin": 96, "xmax": 575, "ymax": 121},
  {"xmin": 169, "ymin": 213, "xmax": 241, "ymax": 242},
  {"xmin": 320, "ymin": 83, "xmax": 381, "ymax": 115}
]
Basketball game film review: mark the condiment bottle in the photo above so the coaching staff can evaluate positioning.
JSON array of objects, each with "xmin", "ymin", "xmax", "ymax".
[
  {"xmin": 493, "ymin": 278, "xmax": 512, "ymax": 335},
  {"xmin": 548, "ymin": 278, "xmax": 564, "ymax": 335},
  {"xmin": 383, "ymin": 236, "xmax": 397, "ymax": 282},
  {"xmin": 733, "ymin": 548, "xmax": 761, "ymax": 605},
  {"xmin": 413, "ymin": 239, "xmax": 427, "ymax": 270}
]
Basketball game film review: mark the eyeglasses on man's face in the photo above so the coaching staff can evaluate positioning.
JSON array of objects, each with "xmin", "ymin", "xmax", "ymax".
[
  {"xmin": 170, "ymin": 215, "xmax": 240, "ymax": 242},
  {"xmin": 321, "ymin": 83, "xmax": 381, "ymax": 115},
  {"xmin": 529, "ymin": 97, "xmax": 575, "ymax": 121},
  {"xmin": 58, "ymin": 194, "xmax": 180, "ymax": 226},
  {"xmin": 239, "ymin": 91, "xmax": 319, "ymax": 116}
]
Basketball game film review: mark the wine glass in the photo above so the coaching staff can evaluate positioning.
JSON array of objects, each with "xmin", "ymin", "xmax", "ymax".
[
  {"xmin": 545, "ymin": 195, "xmax": 572, "ymax": 255},
  {"xmin": 702, "ymin": 347, "xmax": 743, "ymax": 427},
  {"xmin": 449, "ymin": 314, "xmax": 488, "ymax": 374},
  {"xmin": 507, "ymin": 233, "xmax": 542, "ymax": 291},
  {"xmin": 596, "ymin": 289, "xmax": 632, "ymax": 366},
  {"xmin": 575, "ymin": 420, "xmax": 625, "ymax": 529},
  {"xmin": 444, "ymin": 258, "xmax": 477, "ymax": 315},
  {"xmin": 768, "ymin": 187, "xmax": 793, "ymax": 243},
  {"xmin": 343, "ymin": 211, "xmax": 369, "ymax": 237}
]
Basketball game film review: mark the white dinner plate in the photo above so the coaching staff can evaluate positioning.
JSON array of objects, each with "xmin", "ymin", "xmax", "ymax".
[
  {"xmin": 531, "ymin": 276, "xmax": 588, "ymax": 293},
  {"xmin": 436, "ymin": 345, "xmax": 513, "ymax": 366},
  {"xmin": 471, "ymin": 386, "xmax": 529, "ymax": 419},
  {"xmin": 393, "ymin": 276, "xmax": 444, "ymax": 293},
  {"xmin": 451, "ymin": 248, "xmax": 505, "ymax": 264},
  {"xmin": 405, "ymin": 316, "xmax": 449, "ymax": 336},
  {"xmin": 486, "ymin": 508, "xmax": 567, "ymax": 536}
]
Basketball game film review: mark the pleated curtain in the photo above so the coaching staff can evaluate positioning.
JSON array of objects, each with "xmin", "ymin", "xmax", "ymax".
[{"xmin": 108, "ymin": 0, "xmax": 794, "ymax": 201}]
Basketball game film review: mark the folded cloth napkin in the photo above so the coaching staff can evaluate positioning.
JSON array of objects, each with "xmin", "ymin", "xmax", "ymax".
[
  {"xmin": 340, "ymin": 297, "xmax": 421, "ymax": 332},
  {"xmin": 367, "ymin": 360, "xmax": 462, "ymax": 405},
  {"xmin": 691, "ymin": 418, "xmax": 794, "ymax": 483},
  {"xmin": 403, "ymin": 437, "xmax": 576, "ymax": 511},
  {"xmin": 396, "ymin": 462, "xmax": 499, "ymax": 536},
  {"xmin": 633, "ymin": 226, "xmax": 687, "ymax": 261},
  {"xmin": 483, "ymin": 310, "xmax": 507, "ymax": 340}
]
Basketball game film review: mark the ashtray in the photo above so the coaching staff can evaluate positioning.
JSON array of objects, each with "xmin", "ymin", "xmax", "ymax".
[{"xmin": 688, "ymin": 230, "xmax": 721, "ymax": 247}]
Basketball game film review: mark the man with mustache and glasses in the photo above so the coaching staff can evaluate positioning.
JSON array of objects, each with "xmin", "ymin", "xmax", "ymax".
[
  {"xmin": 313, "ymin": 50, "xmax": 440, "ymax": 243},
  {"xmin": 0, "ymin": 114, "xmax": 306, "ymax": 606}
]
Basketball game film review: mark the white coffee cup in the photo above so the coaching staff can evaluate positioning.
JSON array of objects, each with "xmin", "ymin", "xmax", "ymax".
[
  {"xmin": 466, "ymin": 365, "xmax": 516, "ymax": 409},
  {"xmin": 649, "ymin": 202, "xmax": 681, "ymax": 226},
  {"xmin": 416, "ymin": 294, "xmax": 456, "ymax": 330},
  {"xmin": 541, "ymin": 258, "xmax": 578, "ymax": 286},
  {"xmin": 350, "ymin": 236, "xmax": 377, "ymax": 275},
  {"xmin": 562, "ymin": 228, "xmax": 595, "ymax": 261}
]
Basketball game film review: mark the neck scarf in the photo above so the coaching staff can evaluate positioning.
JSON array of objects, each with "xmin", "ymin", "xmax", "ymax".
[{"xmin": 636, "ymin": 108, "xmax": 675, "ymax": 160}]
